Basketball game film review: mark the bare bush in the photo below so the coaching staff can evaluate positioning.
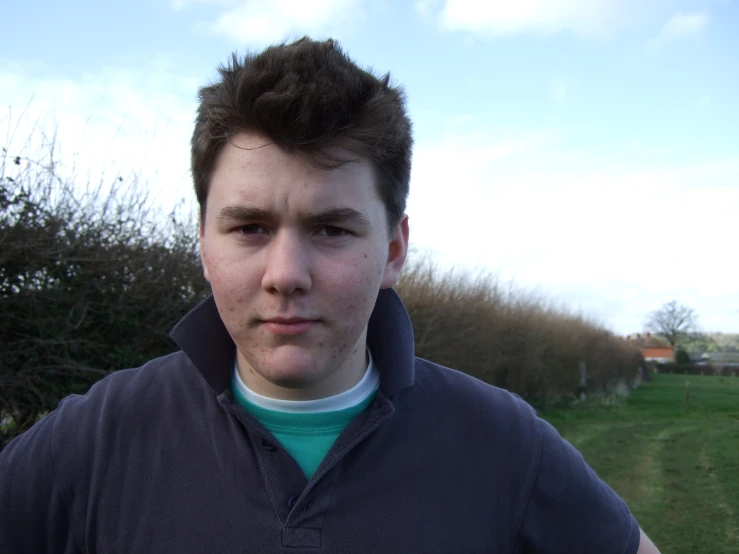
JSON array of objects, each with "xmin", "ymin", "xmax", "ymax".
[
  {"xmin": 396, "ymin": 253, "xmax": 644, "ymax": 406},
  {"xmin": 0, "ymin": 135, "xmax": 210, "ymax": 446}
]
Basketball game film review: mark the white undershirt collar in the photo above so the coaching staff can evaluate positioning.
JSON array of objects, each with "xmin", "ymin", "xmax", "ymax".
[{"xmin": 232, "ymin": 349, "xmax": 379, "ymax": 414}]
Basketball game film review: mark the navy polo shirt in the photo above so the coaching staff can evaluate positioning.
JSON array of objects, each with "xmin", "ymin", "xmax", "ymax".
[{"xmin": 0, "ymin": 288, "xmax": 641, "ymax": 553}]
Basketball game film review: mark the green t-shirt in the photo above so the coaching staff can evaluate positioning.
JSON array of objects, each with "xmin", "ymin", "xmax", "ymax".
[{"xmin": 230, "ymin": 356, "xmax": 378, "ymax": 480}]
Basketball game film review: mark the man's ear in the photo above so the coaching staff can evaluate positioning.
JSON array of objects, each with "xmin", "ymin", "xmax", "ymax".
[
  {"xmin": 199, "ymin": 215, "xmax": 210, "ymax": 283},
  {"xmin": 380, "ymin": 215, "xmax": 409, "ymax": 289}
]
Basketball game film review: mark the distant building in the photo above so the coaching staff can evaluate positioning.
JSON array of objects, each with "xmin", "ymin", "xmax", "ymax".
[
  {"xmin": 625, "ymin": 333, "xmax": 674, "ymax": 363},
  {"xmin": 702, "ymin": 351, "xmax": 739, "ymax": 369}
]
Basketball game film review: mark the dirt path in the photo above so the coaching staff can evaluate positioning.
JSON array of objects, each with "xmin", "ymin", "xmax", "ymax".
[{"xmin": 544, "ymin": 374, "xmax": 739, "ymax": 554}]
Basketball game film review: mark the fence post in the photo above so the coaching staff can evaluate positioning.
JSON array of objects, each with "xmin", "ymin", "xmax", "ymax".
[{"xmin": 684, "ymin": 380, "xmax": 690, "ymax": 413}]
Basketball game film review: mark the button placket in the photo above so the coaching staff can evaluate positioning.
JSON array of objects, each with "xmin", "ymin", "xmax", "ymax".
[{"xmin": 230, "ymin": 407, "xmax": 308, "ymax": 525}]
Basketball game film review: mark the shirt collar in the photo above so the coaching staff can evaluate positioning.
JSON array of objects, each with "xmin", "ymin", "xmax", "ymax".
[
  {"xmin": 169, "ymin": 288, "xmax": 416, "ymax": 398},
  {"xmin": 232, "ymin": 348, "xmax": 378, "ymax": 413}
]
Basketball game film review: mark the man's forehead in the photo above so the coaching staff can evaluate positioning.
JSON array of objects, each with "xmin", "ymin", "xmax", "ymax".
[
  {"xmin": 221, "ymin": 132, "xmax": 373, "ymax": 177},
  {"xmin": 212, "ymin": 144, "xmax": 376, "ymax": 199}
]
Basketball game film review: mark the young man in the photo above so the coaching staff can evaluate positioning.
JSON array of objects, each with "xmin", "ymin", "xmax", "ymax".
[{"xmin": 0, "ymin": 38, "xmax": 661, "ymax": 553}]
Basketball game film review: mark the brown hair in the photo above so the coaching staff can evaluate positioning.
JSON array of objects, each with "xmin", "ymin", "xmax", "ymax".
[{"xmin": 191, "ymin": 37, "xmax": 413, "ymax": 231}]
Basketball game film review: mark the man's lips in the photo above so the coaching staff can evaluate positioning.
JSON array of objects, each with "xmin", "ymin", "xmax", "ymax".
[
  {"xmin": 261, "ymin": 317, "xmax": 320, "ymax": 336},
  {"xmin": 265, "ymin": 317, "xmax": 317, "ymax": 324}
]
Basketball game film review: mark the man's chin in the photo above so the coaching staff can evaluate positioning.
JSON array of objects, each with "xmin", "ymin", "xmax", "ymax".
[
  {"xmin": 254, "ymin": 364, "xmax": 337, "ymax": 400},
  {"xmin": 266, "ymin": 372, "xmax": 322, "ymax": 391},
  {"xmin": 254, "ymin": 349, "xmax": 329, "ymax": 388}
]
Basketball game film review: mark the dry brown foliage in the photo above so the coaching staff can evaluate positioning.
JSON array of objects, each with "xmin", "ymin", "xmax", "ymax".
[
  {"xmin": 1, "ymin": 131, "xmax": 210, "ymax": 447},
  {"xmin": 396, "ymin": 254, "xmax": 645, "ymax": 406}
]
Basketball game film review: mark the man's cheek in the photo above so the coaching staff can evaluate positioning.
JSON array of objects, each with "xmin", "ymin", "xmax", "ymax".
[
  {"xmin": 211, "ymin": 274, "xmax": 253, "ymax": 325},
  {"xmin": 332, "ymin": 283, "xmax": 376, "ymax": 326}
]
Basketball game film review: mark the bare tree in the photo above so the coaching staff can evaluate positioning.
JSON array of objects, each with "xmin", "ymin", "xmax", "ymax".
[{"xmin": 645, "ymin": 301, "xmax": 698, "ymax": 348}]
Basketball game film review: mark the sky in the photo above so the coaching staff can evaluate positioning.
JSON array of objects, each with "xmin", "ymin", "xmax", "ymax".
[{"xmin": 3, "ymin": 0, "xmax": 738, "ymax": 335}]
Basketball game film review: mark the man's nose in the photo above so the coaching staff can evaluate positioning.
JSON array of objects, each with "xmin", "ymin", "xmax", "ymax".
[{"xmin": 261, "ymin": 231, "xmax": 313, "ymax": 296}]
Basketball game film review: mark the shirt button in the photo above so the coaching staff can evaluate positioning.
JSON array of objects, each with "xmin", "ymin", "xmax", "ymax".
[
  {"xmin": 261, "ymin": 438, "xmax": 276, "ymax": 451},
  {"xmin": 287, "ymin": 496, "xmax": 299, "ymax": 509}
]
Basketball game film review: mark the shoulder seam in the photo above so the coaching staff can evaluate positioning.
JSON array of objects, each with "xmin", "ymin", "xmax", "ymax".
[
  {"xmin": 510, "ymin": 413, "xmax": 544, "ymax": 551},
  {"xmin": 51, "ymin": 400, "xmax": 87, "ymax": 554}
]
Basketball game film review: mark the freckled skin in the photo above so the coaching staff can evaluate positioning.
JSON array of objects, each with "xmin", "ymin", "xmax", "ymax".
[{"xmin": 200, "ymin": 132, "xmax": 409, "ymax": 401}]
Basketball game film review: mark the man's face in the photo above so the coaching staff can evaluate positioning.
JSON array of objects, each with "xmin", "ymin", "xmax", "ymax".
[{"xmin": 200, "ymin": 132, "xmax": 408, "ymax": 400}]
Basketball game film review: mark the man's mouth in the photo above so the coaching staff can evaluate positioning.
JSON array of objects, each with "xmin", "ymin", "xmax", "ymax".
[{"xmin": 261, "ymin": 317, "xmax": 320, "ymax": 336}]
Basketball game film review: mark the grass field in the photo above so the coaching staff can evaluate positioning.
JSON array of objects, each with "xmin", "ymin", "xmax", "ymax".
[{"xmin": 543, "ymin": 373, "xmax": 739, "ymax": 554}]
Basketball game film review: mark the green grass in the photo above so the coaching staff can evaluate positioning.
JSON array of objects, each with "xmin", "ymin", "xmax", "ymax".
[{"xmin": 542, "ymin": 373, "xmax": 739, "ymax": 554}]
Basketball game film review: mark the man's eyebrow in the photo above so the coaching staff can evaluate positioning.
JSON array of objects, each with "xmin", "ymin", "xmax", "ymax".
[
  {"xmin": 304, "ymin": 208, "xmax": 370, "ymax": 228},
  {"xmin": 217, "ymin": 205, "xmax": 273, "ymax": 224},
  {"xmin": 216, "ymin": 205, "xmax": 371, "ymax": 227}
]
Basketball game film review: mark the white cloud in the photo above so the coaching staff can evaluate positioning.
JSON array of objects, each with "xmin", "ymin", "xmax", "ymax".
[
  {"xmin": 177, "ymin": 0, "xmax": 363, "ymax": 44},
  {"xmin": 0, "ymin": 64, "xmax": 199, "ymax": 213},
  {"xmin": 431, "ymin": 1, "xmax": 718, "ymax": 40},
  {"xmin": 648, "ymin": 11, "xmax": 709, "ymax": 50},
  {"xmin": 661, "ymin": 11, "xmax": 709, "ymax": 39},
  {"xmin": 407, "ymin": 132, "xmax": 739, "ymax": 334},
  {"xmin": 435, "ymin": 0, "xmax": 647, "ymax": 37}
]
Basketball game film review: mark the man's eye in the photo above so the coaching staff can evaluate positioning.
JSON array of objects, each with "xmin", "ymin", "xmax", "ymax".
[
  {"xmin": 236, "ymin": 224, "xmax": 268, "ymax": 235},
  {"xmin": 317, "ymin": 226, "xmax": 349, "ymax": 238}
]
